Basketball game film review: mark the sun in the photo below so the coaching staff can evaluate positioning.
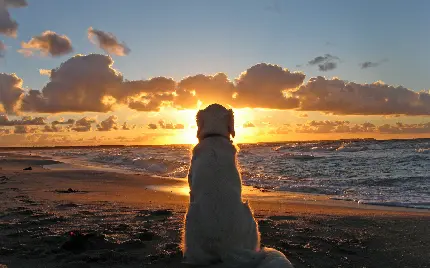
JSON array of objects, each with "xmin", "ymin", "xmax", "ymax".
[{"xmin": 166, "ymin": 107, "xmax": 257, "ymax": 145}]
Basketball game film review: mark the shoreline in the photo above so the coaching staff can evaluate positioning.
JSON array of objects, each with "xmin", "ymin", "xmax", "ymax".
[{"xmin": 2, "ymin": 151, "xmax": 429, "ymax": 213}]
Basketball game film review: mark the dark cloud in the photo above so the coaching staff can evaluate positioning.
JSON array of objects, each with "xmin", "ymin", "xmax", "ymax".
[
  {"xmin": 52, "ymin": 118, "xmax": 75, "ymax": 125},
  {"xmin": 378, "ymin": 122, "xmax": 430, "ymax": 134},
  {"xmin": 14, "ymin": 125, "xmax": 37, "ymax": 134},
  {"xmin": 243, "ymin": 122, "xmax": 255, "ymax": 128},
  {"xmin": 318, "ymin": 62, "xmax": 337, "ymax": 71},
  {"xmin": 294, "ymin": 77, "xmax": 430, "ymax": 115},
  {"xmin": 42, "ymin": 124, "xmax": 66, "ymax": 133},
  {"xmin": 71, "ymin": 117, "xmax": 96, "ymax": 132},
  {"xmin": 308, "ymin": 54, "xmax": 339, "ymax": 72},
  {"xmin": 19, "ymin": 31, "xmax": 73, "ymax": 57},
  {"xmin": 127, "ymin": 92, "xmax": 174, "ymax": 112},
  {"xmin": 97, "ymin": 115, "xmax": 119, "ymax": 131},
  {"xmin": 360, "ymin": 61, "xmax": 379, "ymax": 69},
  {"xmin": 0, "ymin": 73, "xmax": 24, "ymax": 114},
  {"xmin": 360, "ymin": 59, "xmax": 387, "ymax": 69},
  {"xmin": 121, "ymin": 122, "xmax": 134, "ymax": 130},
  {"xmin": 0, "ymin": 115, "xmax": 46, "ymax": 125},
  {"xmin": 234, "ymin": 63, "xmax": 305, "ymax": 109},
  {"xmin": 0, "ymin": 1, "xmax": 17, "ymax": 37},
  {"xmin": 148, "ymin": 123, "xmax": 157, "ymax": 130},
  {"xmin": 294, "ymin": 120, "xmax": 377, "ymax": 133},
  {"xmin": 119, "ymin": 77, "xmax": 176, "ymax": 102},
  {"xmin": 88, "ymin": 27, "xmax": 130, "ymax": 56},
  {"xmin": 175, "ymin": 73, "xmax": 235, "ymax": 108}
]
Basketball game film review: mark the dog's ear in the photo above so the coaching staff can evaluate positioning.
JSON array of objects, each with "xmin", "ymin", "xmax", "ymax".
[
  {"xmin": 196, "ymin": 110, "xmax": 204, "ymax": 138},
  {"xmin": 228, "ymin": 109, "xmax": 235, "ymax": 138}
]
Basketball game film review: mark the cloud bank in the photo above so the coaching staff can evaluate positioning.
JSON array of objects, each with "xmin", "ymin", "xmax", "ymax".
[{"xmin": 2, "ymin": 54, "xmax": 428, "ymax": 116}]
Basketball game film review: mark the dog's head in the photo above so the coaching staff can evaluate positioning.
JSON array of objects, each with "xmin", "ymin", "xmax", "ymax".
[{"xmin": 196, "ymin": 104, "xmax": 235, "ymax": 141}]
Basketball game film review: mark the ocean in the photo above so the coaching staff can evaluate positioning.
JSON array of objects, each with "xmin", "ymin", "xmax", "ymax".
[{"xmin": 15, "ymin": 139, "xmax": 430, "ymax": 209}]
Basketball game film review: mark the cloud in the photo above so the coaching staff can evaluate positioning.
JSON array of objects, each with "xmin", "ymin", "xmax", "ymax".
[
  {"xmin": 42, "ymin": 124, "xmax": 66, "ymax": 133},
  {"xmin": 14, "ymin": 125, "xmax": 38, "ymax": 134},
  {"xmin": 318, "ymin": 62, "xmax": 337, "ymax": 71},
  {"xmin": 4, "ymin": 0, "xmax": 27, "ymax": 8},
  {"xmin": 378, "ymin": 122, "xmax": 430, "ymax": 134},
  {"xmin": 157, "ymin": 120, "xmax": 184, "ymax": 129},
  {"xmin": 0, "ymin": 0, "xmax": 27, "ymax": 37},
  {"xmin": 22, "ymin": 54, "xmax": 176, "ymax": 113},
  {"xmin": 308, "ymin": 54, "xmax": 340, "ymax": 72},
  {"xmin": 243, "ymin": 122, "xmax": 255, "ymax": 128},
  {"xmin": 0, "ymin": 115, "xmax": 46, "ymax": 125},
  {"xmin": 0, "ymin": 0, "xmax": 17, "ymax": 37},
  {"xmin": 39, "ymin": 69, "xmax": 52, "ymax": 76},
  {"xmin": 148, "ymin": 123, "xmax": 157, "ymax": 130},
  {"xmin": 360, "ymin": 61, "xmax": 379, "ymax": 69},
  {"xmin": 294, "ymin": 120, "xmax": 377, "ymax": 133},
  {"xmin": 22, "ymin": 54, "xmax": 123, "ymax": 113},
  {"xmin": 360, "ymin": 59, "xmax": 388, "ymax": 69},
  {"xmin": 121, "ymin": 122, "xmax": 134, "ymax": 130},
  {"xmin": 52, "ymin": 118, "xmax": 75, "ymax": 125},
  {"xmin": 294, "ymin": 77, "xmax": 430, "ymax": 115},
  {"xmin": 88, "ymin": 27, "xmax": 130, "ymax": 56},
  {"xmin": 0, "ymin": 73, "xmax": 24, "ymax": 114},
  {"xmin": 97, "ymin": 115, "xmax": 119, "ymax": 131},
  {"xmin": 19, "ymin": 31, "xmax": 73, "ymax": 57},
  {"xmin": 234, "ymin": 63, "xmax": 305, "ymax": 109},
  {"xmin": 176, "ymin": 73, "xmax": 235, "ymax": 108},
  {"xmin": 71, "ymin": 117, "xmax": 96, "ymax": 132}
]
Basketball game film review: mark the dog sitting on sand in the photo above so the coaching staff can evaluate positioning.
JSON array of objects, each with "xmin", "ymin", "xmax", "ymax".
[{"xmin": 182, "ymin": 104, "xmax": 293, "ymax": 268}]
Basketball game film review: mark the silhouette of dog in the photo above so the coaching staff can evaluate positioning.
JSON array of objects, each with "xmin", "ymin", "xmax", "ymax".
[{"xmin": 182, "ymin": 104, "xmax": 293, "ymax": 268}]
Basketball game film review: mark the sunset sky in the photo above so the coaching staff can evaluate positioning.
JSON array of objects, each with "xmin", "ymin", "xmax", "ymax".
[{"xmin": 1, "ymin": 0, "xmax": 430, "ymax": 146}]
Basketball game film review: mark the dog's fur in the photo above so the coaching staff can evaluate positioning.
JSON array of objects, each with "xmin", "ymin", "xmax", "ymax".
[{"xmin": 182, "ymin": 104, "xmax": 293, "ymax": 268}]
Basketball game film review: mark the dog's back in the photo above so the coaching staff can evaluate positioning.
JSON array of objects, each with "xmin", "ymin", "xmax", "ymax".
[{"xmin": 184, "ymin": 136, "xmax": 260, "ymax": 265}]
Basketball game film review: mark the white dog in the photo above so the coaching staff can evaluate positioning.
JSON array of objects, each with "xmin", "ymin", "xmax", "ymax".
[{"xmin": 182, "ymin": 104, "xmax": 293, "ymax": 268}]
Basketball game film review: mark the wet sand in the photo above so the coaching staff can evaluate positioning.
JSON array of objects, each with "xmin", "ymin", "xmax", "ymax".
[{"xmin": 0, "ymin": 153, "xmax": 429, "ymax": 268}]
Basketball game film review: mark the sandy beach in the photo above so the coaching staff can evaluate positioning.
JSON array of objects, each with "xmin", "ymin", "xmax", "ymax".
[{"xmin": 0, "ymin": 153, "xmax": 429, "ymax": 268}]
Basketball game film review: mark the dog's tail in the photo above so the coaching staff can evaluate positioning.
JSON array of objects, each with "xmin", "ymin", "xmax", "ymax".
[{"xmin": 207, "ymin": 247, "xmax": 294, "ymax": 268}]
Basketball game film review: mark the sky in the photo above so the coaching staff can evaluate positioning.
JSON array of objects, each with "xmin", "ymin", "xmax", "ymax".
[{"xmin": 0, "ymin": 0, "xmax": 430, "ymax": 146}]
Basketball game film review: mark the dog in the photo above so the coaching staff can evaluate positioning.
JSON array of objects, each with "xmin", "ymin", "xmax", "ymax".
[{"xmin": 182, "ymin": 104, "xmax": 293, "ymax": 268}]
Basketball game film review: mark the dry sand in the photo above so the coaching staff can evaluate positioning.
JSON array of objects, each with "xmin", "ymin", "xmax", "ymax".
[{"xmin": 0, "ymin": 153, "xmax": 429, "ymax": 268}]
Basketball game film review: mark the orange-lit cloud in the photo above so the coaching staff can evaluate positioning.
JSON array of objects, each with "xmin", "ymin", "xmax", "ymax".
[
  {"xmin": 19, "ymin": 31, "xmax": 73, "ymax": 57},
  {"xmin": 176, "ymin": 73, "xmax": 235, "ymax": 108},
  {"xmin": 234, "ymin": 63, "xmax": 304, "ymax": 109},
  {"xmin": 88, "ymin": 27, "xmax": 130, "ymax": 56},
  {"xmin": 243, "ymin": 121, "xmax": 255, "ymax": 128},
  {"xmin": 0, "ymin": 73, "xmax": 24, "ymax": 114},
  {"xmin": 157, "ymin": 120, "xmax": 185, "ymax": 130}
]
